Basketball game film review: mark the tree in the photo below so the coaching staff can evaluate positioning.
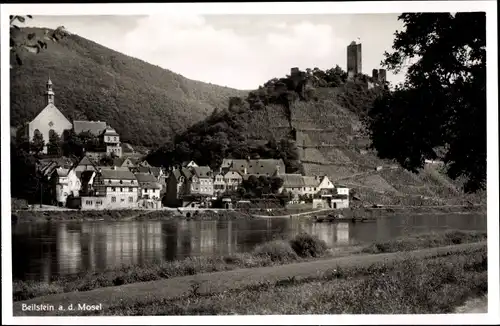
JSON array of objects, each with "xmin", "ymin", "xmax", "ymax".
[
  {"xmin": 367, "ymin": 13, "xmax": 486, "ymax": 192},
  {"xmin": 31, "ymin": 129, "xmax": 45, "ymax": 154},
  {"xmin": 47, "ymin": 130, "xmax": 62, "ymax": 156},
  {"xmin": 10, "ymin": 15, "xmax": 70, "ymax": 68}
]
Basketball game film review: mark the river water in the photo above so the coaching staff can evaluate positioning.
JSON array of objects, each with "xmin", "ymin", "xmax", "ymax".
[{"xmin": 12, "ymin": 213, "xmax": 486, "ymax": 281}]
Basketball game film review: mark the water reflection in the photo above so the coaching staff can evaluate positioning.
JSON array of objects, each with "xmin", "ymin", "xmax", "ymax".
[{"xmin": 12, "ymin": 213, "xmax": 486, "ymax": 281}]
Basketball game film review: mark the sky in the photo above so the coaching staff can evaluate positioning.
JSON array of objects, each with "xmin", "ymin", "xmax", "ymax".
[{"xmin": 26, "ymin": 14, "xmax": 406, "ymax": 90}]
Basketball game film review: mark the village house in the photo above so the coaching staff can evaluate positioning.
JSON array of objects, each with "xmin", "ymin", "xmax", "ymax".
[
  {"xmin": 221, "ymin": 158, "xmax": 286, "ymax": 177},
  {"xmin": 189, "ymin": 166, "xmax": 214, "ymax": 197},
  {"xmin": 164, "ymin": 167, "xmax": 192, "ymax": 207},
  {"xmin": 27, "ymin": 78, "xmax": 73, "ymax": 154},
  {"xmin": 134, "ymin": 173, "xmax": 162, "ymax": 209},
  {"xmin": 112, "ymin": 156, "xmax": 140, "ymax": 169},
  {"xmin": 213, "ymin": 172, "xmax": 226, "ymax": 196},
  {"xmin": 50, "ymin": 166, "xmax": 81, "ymax": 206},
  {"xmin": 74, "ymin": 121, "xmax": 123, "ymax": 159},
  {"xmin": 223, "ymin": 171, "xmax": 243, "ymax": 192},
  {"xmin": 79, "ymin": 170, "xmax": 97, "ymax": 196},
  {"xmin": 279, "ymin": 174, "xmax": 306, "ymax": 200},
  {"xmin": 81, "ymin": 167, "xmax": 139, "ymax": 210}
]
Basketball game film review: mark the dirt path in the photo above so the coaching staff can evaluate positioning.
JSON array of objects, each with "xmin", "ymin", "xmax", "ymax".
[{"xmin": 13, "ymin": 241, "xmax": 485, "ymax": 316}]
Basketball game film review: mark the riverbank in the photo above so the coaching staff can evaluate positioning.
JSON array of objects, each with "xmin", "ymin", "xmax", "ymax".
[
  {"xmin": 12, "ymin": 208, "xmax": 255, "ymax": 223},
  {"xmin": 13, "ymin": 240, "xmax": 487, "ymax": 315},
  {"xmin": 12, "ymin": 204, "xmax": 486, "ymax": 223},
  {"xmin": 13, "ymin": 230, "xmax": 487, "ymax": 302}
]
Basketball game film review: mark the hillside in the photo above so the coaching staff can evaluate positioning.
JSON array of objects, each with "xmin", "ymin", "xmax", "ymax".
[
  {"xmin": 10, "ymin": 27, "xmax": 247, "ymax": 147},
  {"xmin": 148, "ymin": 68, "xmax": 485, "ymax": 206}
]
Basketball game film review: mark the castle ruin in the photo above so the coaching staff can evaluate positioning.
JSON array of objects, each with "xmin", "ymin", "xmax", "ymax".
[{"xmin": 347, "ymin": 41, "xmax": 362, "ymax": 80}]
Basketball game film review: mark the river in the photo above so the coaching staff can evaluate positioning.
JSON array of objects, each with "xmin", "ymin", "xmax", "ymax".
[{"xmin": 12, "ymin": 213, "xmax": 486, "ymax": 281}]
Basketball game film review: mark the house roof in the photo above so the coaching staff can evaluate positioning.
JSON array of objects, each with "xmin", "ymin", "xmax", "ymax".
[
  {"xmin": 104, "ymin": 127, "xmax": 119, "ymax": 136},
  {"xmin": 80, "ymin": 170, "xmax": 95, "ymax": 184},
  {"xmin": 303, "ymin": 176, "xmax": 320, "ymax": 187},
  {"xmin": 136, "ymin": 166, "xmax": 151, "ymax": 174},
  {"xmin": 73, "ymin": 120, "xmax": 107, "ymax": 136},
  {"xmin": 78, "ymin": 156, "xmax": 95, "ymax": 167},
  {"xmin": 112, "ymin": 157, "xmax": 126, "ymax": 167},
  {"xmin": 134, "ymin": 173, "xmax": 157, "ymax": 183},
  {"xmin": 55, "ymin": 168, "xmax": 69, "ymax": 177},
  {"xmin": 140, "ymin": 182, "xmax": 162, "ymax": 189},
  {"xmin": 224, "ymin": 171, "xmax": 242, "ymax": 178},
  {"xmin": 181, "ymin": 167, "xmax": 192, "ymax": 179},
  {"xmin": 222, "ymin": 158, "xmax": 285, "ymax": 176},
  {"xmin": 149, "ymin": 167, "xmax": 162, "ymax": 177},
  {"xmin": 99, "ymin": 168, "xmax": 137, "ymax": 180},
  {"xmin": 280, "ymin": 174, "xmax": 306, "ymax": 188},
  {"xmin": 192, "ymin": 166, "xmax": 213, "ymax": 178}
]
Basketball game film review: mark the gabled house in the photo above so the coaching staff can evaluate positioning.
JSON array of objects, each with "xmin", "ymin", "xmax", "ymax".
[
  {"xmin": 50, "ymin": 166, "xmax": 81, "ymax": 206},
  {"xmin": 134, "ymin": 173, "xmax": 162, "ymax": 209},
  {"xmin": 213, "ymin": 173, "xmax": 226, "ymax": 196},
  {"xmin": 92, "ymin": 167, "xmax": 139, "ymax": 209},
  {"xmin": 189, "ymin": 166, "xmax": 214, "ymax": 197},
  {"xmin": 279, "ymin": 174, "xmax": 306, "ymax": 199},
  {"xmin": 79, "ymin": 170, "xmax": 97, "ymax": 196},
  {"xmin": 223, "ymin": 171, "xmax": 243, "ymax": 192},
  {"xmin": 164, "ymin": 167, "xmax": 192, "ymax": 207},
  {"xmin": 221, "ymin": 158, "xmax": 286, "ymax": 177},
  {"xmin": 181, "ymin": 160, "xmax": 198, "ymax": 168}
]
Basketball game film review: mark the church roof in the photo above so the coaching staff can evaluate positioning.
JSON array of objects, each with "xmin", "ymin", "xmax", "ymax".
[{"xmin": 73, "ymin": 120, "xmax": 107, "ymax": 136}]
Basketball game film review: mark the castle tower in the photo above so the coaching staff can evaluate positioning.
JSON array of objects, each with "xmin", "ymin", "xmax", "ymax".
[
  {"xmin": 378, "ymin": 69, "xmax": 387, "ymax": 83},
  {"xmin": 372, "ymin": 69, "xmax": 379, "ymax": 80},
  {"xmin": 347, "ymin": 41, "xmax": 362, "ymax": 80},
  {"xmin": 46, "ymin": 77, "xmax": 55, "ymax": 105}
]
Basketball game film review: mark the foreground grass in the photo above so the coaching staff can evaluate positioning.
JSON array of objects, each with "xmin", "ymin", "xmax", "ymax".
[
  {"xmin": 13, "ymin": 230, "xmax": 486, "ymax": 302},
  {"xmin": 88, "ymin": 245, "xmax": 489, "ymax": 315}
]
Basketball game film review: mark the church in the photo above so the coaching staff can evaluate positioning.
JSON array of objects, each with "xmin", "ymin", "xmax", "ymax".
[{"xmin": 27, "ymin": 78, "xmax": 122, "ymax": 158}]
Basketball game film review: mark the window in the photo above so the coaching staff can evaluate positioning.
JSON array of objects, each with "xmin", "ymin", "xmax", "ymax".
[
  {"xmin": 112, "ymin": 187, "xmax": 116, "ymax": 191},
  {"xmin": 129, "ymin": 187, "xmax": 133, "ymax": 192},
  {"xmin": 111, "ymin": 196, "xmax": 116, "ymax": 202},
  {"xmin": 121, "ymin": 187, "xmax": 124, "ymax": 192},
  {"xmin": 129, "ymin": 197, "xmax": 133, "ymax": 203},
  {"xmin": 108, "ymin": 180, "xmax": 112, "ymax": 184},
  {"xmin": 121, "ymin": 198, "xmax": 125, "ymax": 202},
  {"xmin": 120, "ymin": 180, "xmax": 123, "ymax": 184}
]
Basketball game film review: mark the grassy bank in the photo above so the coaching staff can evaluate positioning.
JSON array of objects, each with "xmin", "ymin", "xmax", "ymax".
[
  {"xmin": 12, "ymin": 209, "xmax": 255, "ymax": 223},
  {"xmin": 100, "ymin": 245, "xmax": 487, "ymax": 315},
  {"xmin": 13, "ymin": 230, "xmax": 486, "ymax": 302}
]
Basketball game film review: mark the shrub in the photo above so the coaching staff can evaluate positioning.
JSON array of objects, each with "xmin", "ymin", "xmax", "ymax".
[
  {"xmin": 289, "ymin": 233, "xmax": 328, "ymax": 258},
  {"xmin": 252, "ymin": 240, "xmax": 298, "ymax": 262}
]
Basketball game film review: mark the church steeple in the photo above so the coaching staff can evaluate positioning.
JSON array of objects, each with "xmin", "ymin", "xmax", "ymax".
[{"xmin": 46, "ymin": 77, "xmax": 55, "ymax": 105}]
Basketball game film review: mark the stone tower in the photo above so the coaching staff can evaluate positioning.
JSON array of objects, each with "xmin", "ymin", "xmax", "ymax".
[
  {"xmin": 45, "ymin": 77, "xmax": 55, "ymax": 105},
  {"xmin": 347, "ymin": 41, "xmax": 362, "ymax": 80}
]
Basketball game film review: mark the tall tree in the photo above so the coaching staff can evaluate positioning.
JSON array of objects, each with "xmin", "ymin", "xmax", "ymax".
[
  {"xmin": 47, "ymin": 130, "xmax": 63, "ymax": 156},
  {"xmin": 31, "ymin": 130, "xmax": 45, "ymax": 154},
  {"xmin": 367, "ymin": 13, "xmax": 486, "ymax": 192}
]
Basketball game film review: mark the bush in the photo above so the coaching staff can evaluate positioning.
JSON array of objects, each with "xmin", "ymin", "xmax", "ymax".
[
  {"xmin": 252, "ymin": 240, "xmax": 298, "ymax": 262},
  {"xmin": 289, "ymin": 233, "xmax": 328, "ymax": 258}
]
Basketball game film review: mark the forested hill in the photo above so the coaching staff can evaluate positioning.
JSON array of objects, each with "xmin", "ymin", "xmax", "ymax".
[{"xmin": 10, "ymin": 27, "xmax": 247, "ymax": 147}]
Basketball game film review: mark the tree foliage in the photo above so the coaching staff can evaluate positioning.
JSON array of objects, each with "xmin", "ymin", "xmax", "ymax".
[
  {"xmin": 367, "ymin": 13, "xmax": 486, "ymax": 192},
  {"xmin": 10, "ymin": 15, "xmax": 70, "ymax": 68},
  {"xmin": 47, "ymin": 130, "xmax": 62, "ymax": 156},
  {"xmin": 10, "ymin": 27, "xmax": 246, "ymax": 148},
  {"xmin": 239, "ymin": 175, "xmax": 284, "ymax": 198},
  {"xmin": 30, "ymin": 129, "xmax": 45, "ymax": 154}
]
